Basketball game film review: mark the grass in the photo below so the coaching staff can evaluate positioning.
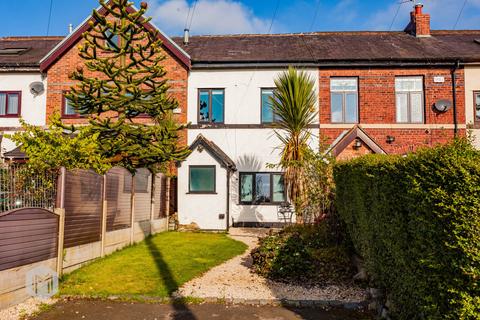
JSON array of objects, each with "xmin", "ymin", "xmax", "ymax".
[{"xmin": 60, "ymin": 232, "xmax": 247, "ymax": 299}]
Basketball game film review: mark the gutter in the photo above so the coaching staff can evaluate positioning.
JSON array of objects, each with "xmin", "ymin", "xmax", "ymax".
[
  {"xmin": 451, "ymin": 60, "xmax": 460, "ymax": 137},
  {"xmin": 190, "ymin": 60, "xmax": 464, "ymax": 70}
]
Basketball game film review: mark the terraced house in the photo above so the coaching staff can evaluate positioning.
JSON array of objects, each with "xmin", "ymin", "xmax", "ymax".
[{"xmin": 0, "ymin": 3, "xmax": 479, "ymax": 229}]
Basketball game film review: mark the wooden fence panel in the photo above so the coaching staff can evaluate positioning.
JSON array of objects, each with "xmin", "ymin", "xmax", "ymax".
[
  {"xmin": 63, "ymin": 170, "xmax": 102, "ymax": 248},
  {"xmin": 134, "ymin": 168, "xmax": 151, "ymax": 222},
  {"xmin": 0, "ymin": 208, "xmax": 58, "ymax": 271},
  {"xmin": 106, "ymin": 167, "xmax": 131, "ymax": 231}
]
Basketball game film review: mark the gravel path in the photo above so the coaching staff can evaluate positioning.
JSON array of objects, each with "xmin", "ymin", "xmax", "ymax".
[
  {"xmin": 176, "ymin": 228, "xmax": 367, "ymax": 303},
  {"xmin": 0, "ymin": 297, "xmax": 56, "ymax": 320}
]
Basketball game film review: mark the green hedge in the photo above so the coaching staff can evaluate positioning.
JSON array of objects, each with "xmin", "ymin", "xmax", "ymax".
[{"xmin": 334, "ymin": 140, "xmax": 480, "ymax": 320}]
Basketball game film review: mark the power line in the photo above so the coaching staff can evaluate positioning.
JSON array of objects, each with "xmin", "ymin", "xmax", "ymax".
[
  {"xmin": 389, "ymin": 2, "xmax": 402, "ymax": 31},
  {"xmin": 46, "ymin": 0, "xmax": 54, "ymax": 36},
  {"xmin": 453, "ymin": 0, "xmax": 468, "ymax": 30},
  {"xmin": 188, "ymin": 0, "xmax": 199, "ymax": 30},
  {"xmin": 308, "ymin": 0, "xmax": 321, "ymax": 32},
  {"xmin": 267, "ymin": 0, "xmax": 280, "ymax": 33},
  {"xmin": 389, "ymin": 0, "xmax": 414, "ymax": 31},
  {"xmin": 183, "ymin": 5, "xmax": 192, "ymax": 30},
  {"xmin": 231, "ymin": 0, "xmax": 281, "ymax": 158}
]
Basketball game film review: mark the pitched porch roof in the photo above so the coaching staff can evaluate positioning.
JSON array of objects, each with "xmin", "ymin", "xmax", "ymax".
[
  {"xmin": 187, "ymin": 134, "xmax": 236, "ymax": 171},
  {"xmin": 328, "ymin": 125, "xmax": 387, "ymax": 157}
]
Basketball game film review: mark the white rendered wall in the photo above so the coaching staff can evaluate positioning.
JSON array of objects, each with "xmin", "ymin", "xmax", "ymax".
[
  {"xmin": 177, "ymin": 147, "xmax": 228, "ymax": 230},
  {"xmin": 0, "ymin": 73, "xmax": 47, "ymax": 153},
  {"xmin": 182, "ymin": 69, "xmax": 319, "ymax": 227},
  {"xmin": 465, "ymin": 66, "xmax": 480, "ymax": 149}
]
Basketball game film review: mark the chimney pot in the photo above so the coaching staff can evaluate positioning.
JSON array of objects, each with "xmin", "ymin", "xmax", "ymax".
[{"xmin": 415, "ymin": 4, "xmax": 423, "ymax": 15}]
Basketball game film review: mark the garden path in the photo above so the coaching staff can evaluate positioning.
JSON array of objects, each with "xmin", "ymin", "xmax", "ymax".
[{"xmin": 175, "ymin": 228, "xmax": 367, "ymax": 303}]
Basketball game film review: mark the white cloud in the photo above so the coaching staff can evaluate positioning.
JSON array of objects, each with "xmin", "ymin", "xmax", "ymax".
[
  {"xmin": 147, "ymin": 0, "xmax": 273, "ymax": 35},
  {"xmin": 365, "ymin": 0, "xmax": 480, "ymax": 31}
]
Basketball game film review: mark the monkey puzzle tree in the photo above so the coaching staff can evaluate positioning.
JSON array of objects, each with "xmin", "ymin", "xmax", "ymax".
[{"xmin": 65, "ymin": 0, "xmax": 189, "ymax": 173}]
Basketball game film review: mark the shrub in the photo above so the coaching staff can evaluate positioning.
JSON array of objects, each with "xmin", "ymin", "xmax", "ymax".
[
  {"xmin": 334, "ymin": 139, "xmax": 480, "ymax": 320},
  {"xmin": 251, "ymin": 223, "xmax": 354, "ymax": 284}
]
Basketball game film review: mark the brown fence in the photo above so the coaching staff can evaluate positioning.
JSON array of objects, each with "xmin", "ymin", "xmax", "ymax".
[
  {"xmin": 0, "ymin": 166, "xmax": 172, "ymax": 272},
  {"xmin": 0, "ymin": 165, "xmax": 173, "ymax": 310},
  {"xmin": 0, "ymin": 208, "xmax": 59, "ymax": 272},
  {"xmin": 63, "ymin": 170, "xmax": 103, "ymax": 248},
  {"xmin": 61, "ymin": 167, "xmax": 170, "ymax": 249}
]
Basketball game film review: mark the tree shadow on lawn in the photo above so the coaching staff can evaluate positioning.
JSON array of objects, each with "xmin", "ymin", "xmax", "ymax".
[{"xmin": 144, "ymin": 236, "xmax": 198, "ymax": 320}]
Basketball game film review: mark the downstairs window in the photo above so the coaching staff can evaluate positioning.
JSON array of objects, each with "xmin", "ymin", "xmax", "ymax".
[{"xmin": 239, "ymin": 172, "xmax": 285, "ymax": 205}]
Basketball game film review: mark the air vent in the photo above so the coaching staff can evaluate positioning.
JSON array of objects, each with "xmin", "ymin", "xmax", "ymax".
[{"xmin": 0, "ymin": 48, "xmax": 29, "ymax": 55}]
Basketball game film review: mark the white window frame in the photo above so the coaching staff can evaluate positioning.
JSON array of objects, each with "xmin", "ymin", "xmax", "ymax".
[
  {"xmin": 330, "ymin": 77, "xmax": 359, "ymax": 124},
  {"xmin": 395, "ymin": 77, "xmax": 424, "ymax": 124}
]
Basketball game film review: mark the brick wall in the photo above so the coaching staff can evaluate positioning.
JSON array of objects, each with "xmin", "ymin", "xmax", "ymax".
[
  {"xmin": 319, "ymin": 68, "xmax": 465, "ymax": 155},
  {"xmin": 44, "ymin": 14, "xmax": 188, "ymax": 143}
]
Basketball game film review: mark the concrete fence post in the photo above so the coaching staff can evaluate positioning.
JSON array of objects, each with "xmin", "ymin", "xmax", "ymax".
[
  {"xmin": 165, "ymin": 176, "xmax": 171, "ymax": 219},
  {"xmin": 149, "ymin": 173, "xmax": 156, "ymax": 235},
  {"xmin": 129, "ymin": 173, "xmax": 136, "ymax": 245},
  {"xmin": 55, "ymin": 167, "xmax": 67, "ymax": 276},
  {"xmin": 55, "ymin": 208, "xmax": 65, "ymax": 277},
  {"xmin": 100, "ymin": 174, "xmax": 108, "ymax": 257}
]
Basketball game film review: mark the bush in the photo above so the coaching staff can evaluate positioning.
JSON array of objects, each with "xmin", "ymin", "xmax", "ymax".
[
  {"xmin": 251, "ymin": 223, "xmax": 354, "ymax": 285},
  {"xmin": 334, "ymin": 139, "xmax": 480, "ymax": 320}
]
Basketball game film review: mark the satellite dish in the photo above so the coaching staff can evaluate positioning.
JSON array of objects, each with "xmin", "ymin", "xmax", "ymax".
[
  {"xmin": 433, "ymin": 99, "xmax": 452, "ymax": 113},
  {"xmin": 29, "ymin": 81, "xmax": 45, "ymax": 96}
]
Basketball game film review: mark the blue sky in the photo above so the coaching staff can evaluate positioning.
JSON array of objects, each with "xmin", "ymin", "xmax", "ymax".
[{"xmin": 2, "ymin": 0, "xmax": 480, "ymax": 37}]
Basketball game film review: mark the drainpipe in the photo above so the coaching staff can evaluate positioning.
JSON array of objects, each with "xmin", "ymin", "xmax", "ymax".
[
  {"xmin": 451, "ymin": 60, "xmax": 460, "ymax": 137},
  {"xmin": 226, "ymin": 169, "xmax": 231, "ymax": 231}
]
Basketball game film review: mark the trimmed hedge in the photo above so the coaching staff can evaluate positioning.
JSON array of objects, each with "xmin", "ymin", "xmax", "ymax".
[{"xmin": 334, "ymin": 140, "xmax": 480, "ymax": 319}]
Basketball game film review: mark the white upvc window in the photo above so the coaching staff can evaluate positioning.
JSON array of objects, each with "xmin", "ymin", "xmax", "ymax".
[
  {"xmin": 395, "ymin": 77, "xmax": 424, "ymax": 123},
  {"xmin": 330, "ymin": 78, "xmax": 358, "ymax": 123}
]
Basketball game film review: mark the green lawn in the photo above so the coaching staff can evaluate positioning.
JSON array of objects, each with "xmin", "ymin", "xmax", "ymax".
[{"xmin": 60, "ymin": 232, "xmax": 247, "ymax": 298}]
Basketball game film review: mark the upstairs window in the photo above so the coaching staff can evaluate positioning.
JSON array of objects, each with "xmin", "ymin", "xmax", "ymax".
[
  {"xmin": 62, "ymin": 94, "xmax": 80, "ymax": 118},
  {"xmin": 105, "ymin": 29, "xmax": 120, "ymax": 51},
  {"xmin": 239, "ymin": 172, "xmax": 285, "ymax": 205},
  {"xmin": 0, "ymin": 91, "xmax": 21, "ymax": 117},
  {"xmin": 395, "ymin": 77, "xmax": 424, "ymax": 123},
  {"xmin": 198, "ymin": 89, "xmax": 224, "ymax": 124},
  {"xmin": 261, "ymin": 88, "xmax": 280, "ymax": 123},
  {"xmin": 330, "ymin": 78, "xmax": 358, "ymax": 123},
  {"xmin": 474, "ymin": 91, "xmax": 480, "ymax": 127}
]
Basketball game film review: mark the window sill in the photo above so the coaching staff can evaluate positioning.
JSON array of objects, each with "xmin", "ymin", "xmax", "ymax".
[
  {"xmin": 239, "ymin": 202, "xmax": 287, "ymax": 206},
  {"xmin": 62, "ymin": 115, "xmax": 85, "ymax": 119},
  {"xmin": 187, "ymin": 192, "xmax": 218, "ymax": 195},
  {"xmin": 331, "ymin": 121, "xmax": 359, "ymax": 124},
  {"xmin": 0, "ymin": 115, "xmax": 20, "ymax": 118}
]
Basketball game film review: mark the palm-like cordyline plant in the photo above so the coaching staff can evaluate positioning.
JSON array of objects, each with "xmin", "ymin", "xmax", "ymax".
[{"xmin": 271, "ymin": 67, "xmax": 318, "ymax": 220}]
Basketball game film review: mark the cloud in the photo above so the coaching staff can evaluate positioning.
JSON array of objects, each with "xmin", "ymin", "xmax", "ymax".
[
  {"xmin": 365, "ymin": 0, "xmax": 480, "ymax": 31},
  {"xmin": 147, "ymin": 0, "xmax": 273, "ymax": 36}
]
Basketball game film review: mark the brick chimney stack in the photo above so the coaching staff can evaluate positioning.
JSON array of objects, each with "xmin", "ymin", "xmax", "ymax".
[{"xmin": 404, "ymin": 4, "xmax": 431, "ymax": 37}]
